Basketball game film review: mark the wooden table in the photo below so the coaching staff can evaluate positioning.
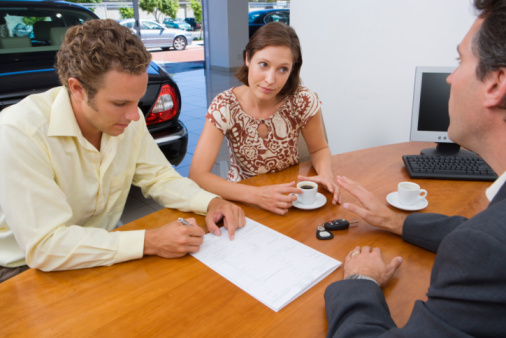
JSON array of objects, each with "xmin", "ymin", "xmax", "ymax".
[{"xmin": 0, "ymin": 142, "xmax": 491, "ymax": 337}]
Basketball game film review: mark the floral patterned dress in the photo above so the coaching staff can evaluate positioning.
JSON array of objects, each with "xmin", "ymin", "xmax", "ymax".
[{"xmin": 206, "ymin": 86, "xmax": 321, "ymax": 182}]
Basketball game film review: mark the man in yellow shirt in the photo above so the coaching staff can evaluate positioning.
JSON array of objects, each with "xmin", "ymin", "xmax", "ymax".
[{"xmin": 0, "ymin": 19, "xmax": 245, "ymax": 282}]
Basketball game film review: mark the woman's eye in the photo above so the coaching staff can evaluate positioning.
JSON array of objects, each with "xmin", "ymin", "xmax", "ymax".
[
  {"xmin": 259, "ymin": 62, "xmax": 267, "ymax": 68},
  {"xmin": 114, "ymin": 102, "xmax": 126, "ymax": 107},
  {"xmin": 280, "ymin": 67, "xmax": 289, "ymax": 73}
]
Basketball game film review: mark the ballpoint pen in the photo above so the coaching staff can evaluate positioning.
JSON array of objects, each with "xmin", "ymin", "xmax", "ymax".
[{"xmin": 178, "ymin": 217, "xmax": 192, "ymax": 226}]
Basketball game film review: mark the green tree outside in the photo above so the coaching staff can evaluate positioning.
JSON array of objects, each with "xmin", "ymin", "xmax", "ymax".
[
  {"xmin": 189, "ymin": 0, "xmax": 202, "ymax": 23},
  {"xmin": 139, "ymin": 0, "xmax": 179, "ymax": 23},
  {"xmin": 22, "ymin": 17, "xmax": 46, "ymax": 26},
  {"xmin": 119, "ymin": 7, "xmax": 135, "ymax": 19}
]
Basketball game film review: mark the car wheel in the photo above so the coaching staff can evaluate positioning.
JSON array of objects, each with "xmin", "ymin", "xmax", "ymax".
[{"xmin": 173, "ymin": 36, "xmax": 187, "ymax": 51}]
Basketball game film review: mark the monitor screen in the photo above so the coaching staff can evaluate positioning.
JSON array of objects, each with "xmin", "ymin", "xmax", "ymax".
[{"xmin": 409, "ymin": 66, "xmax": 455, "ymax": 144}]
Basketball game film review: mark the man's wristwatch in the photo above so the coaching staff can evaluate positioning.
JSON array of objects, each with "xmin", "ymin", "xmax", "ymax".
[{"xmin": 344, "ymin": 274, "xmax": 379, "ymax": 286}]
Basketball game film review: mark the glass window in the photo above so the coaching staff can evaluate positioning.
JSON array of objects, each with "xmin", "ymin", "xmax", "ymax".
[
  {"xmin": 143, "ymin": 21, "xmax": 163, "ymax": 30},
  {"xmin": 0, "ymin": 5, "xmax": 95, "ymax": 54},
  {"xmin": 265, "ymin": 12, "xmax": 289, "ymax": 25}
]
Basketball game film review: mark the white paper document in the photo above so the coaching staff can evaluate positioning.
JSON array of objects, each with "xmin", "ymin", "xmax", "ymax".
[{"xmin": 191, "ymin": 218, "xmax": 341, "ymax": 312}]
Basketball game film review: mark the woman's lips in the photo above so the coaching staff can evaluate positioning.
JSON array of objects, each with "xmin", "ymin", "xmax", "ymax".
[{"xmin": 260, "ymin": 86, "xmax": 275, "ymax": 94}]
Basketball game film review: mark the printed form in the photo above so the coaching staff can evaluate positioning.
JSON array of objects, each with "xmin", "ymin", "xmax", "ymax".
[{"xmin": 191, "ymin": 217, "xmax": 341, "ymax": 312}]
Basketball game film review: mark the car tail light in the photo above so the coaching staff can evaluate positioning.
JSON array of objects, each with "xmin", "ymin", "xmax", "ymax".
[{"xmin": 146, "ymin": 84, "xmax": 179, "ymax": 126}]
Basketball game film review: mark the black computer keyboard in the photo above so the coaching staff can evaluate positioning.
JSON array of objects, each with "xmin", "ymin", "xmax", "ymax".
[{"xmin": 402, "ymin": 155, "xmax": 498, "ymax": 181}]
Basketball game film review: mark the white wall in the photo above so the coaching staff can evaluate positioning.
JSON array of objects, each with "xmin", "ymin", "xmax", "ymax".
[{"xmin": 291, "ymin": 0, "xmax": 476, "ymax": 154}]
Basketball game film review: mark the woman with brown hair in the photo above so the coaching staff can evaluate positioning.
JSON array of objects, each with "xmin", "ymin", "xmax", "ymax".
[{"xmin": 190, "ymin": 22, "xmax": 339, "ymax": 215}]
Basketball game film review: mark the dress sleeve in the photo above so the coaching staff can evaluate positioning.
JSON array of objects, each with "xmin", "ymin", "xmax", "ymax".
[
  {"xmin": 294, "ymin": 86, "xmax": 322, "ymax": 127},
  {"xmin": 205, "ymin": 90, "xmax": 233, "ymax": 134}
]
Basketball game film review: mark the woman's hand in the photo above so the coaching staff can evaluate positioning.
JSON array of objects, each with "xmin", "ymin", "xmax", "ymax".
[
  {"xmin": 298, "ymin": 174, "xmax": 341, "ymax": 205},
  {"xmin": 253, "ymin": 181, "xmax": 301, "ymax": 215}
]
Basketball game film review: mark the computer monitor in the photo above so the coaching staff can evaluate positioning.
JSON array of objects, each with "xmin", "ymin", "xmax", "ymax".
[{"xmin": 409, "ymin": 66, "xmax": 476, "ymax": 156}]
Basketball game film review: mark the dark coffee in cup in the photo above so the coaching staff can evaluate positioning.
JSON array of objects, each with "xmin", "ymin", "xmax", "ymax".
[{"xmin": 296, "ymin": 181, "xmax": 318, "ymax": 204}]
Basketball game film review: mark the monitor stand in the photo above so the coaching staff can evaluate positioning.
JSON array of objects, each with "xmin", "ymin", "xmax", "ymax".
[{"xmin": 420, "ymin": 142, "xmax": 478, "ymax": 157}]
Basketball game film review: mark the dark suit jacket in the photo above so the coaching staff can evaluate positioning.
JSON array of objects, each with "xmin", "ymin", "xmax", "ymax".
[{"xmin": 324, "ymin": 182, "xmax": 506, "ymax": 337}]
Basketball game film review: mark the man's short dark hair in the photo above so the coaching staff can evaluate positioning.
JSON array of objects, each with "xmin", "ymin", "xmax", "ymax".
[{"xmin": 473, "ymin": 0, "xmax": 506, "ymax": 80}]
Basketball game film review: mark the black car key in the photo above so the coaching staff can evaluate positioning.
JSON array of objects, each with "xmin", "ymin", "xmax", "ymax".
[
  {"xmin": 316, "ymin": 225, "xmax": 334, "ymax": 240},
  {"xmin": 323, "ymin": 219, "xmax": 358, "ymax": 231}
]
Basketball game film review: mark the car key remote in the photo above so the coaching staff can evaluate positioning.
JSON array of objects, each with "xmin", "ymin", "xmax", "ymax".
[
  {"xmin": 316, "ymin": 225, "xmax": 334, "ymax": 240},
  {"xmin": 323, "ymin": 219, "xmax": 358, "ymax": 231}
]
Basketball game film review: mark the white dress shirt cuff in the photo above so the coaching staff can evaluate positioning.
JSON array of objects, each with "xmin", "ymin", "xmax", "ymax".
[
  {"xmin": 116, "ymin": 230, "xmax": 145, "ymax": 263},
  {"xmin": 191, "ymin": 191, "xmax": 220, "ymax": 215}
]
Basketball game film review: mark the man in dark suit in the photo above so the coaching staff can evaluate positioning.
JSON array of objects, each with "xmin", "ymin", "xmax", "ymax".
[{"xmin": 324, "ymin": 0, "xmax": 506, "ymax": 336}]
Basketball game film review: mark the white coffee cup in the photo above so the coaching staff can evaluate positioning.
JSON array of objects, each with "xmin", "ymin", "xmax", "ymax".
[
  {"xmin": 297, "ymin": 181, "xmax": 318, "ymax": 205},
  {"xmin": 397, "ymin": 182, "xmax": 428, "ymax": 206}
]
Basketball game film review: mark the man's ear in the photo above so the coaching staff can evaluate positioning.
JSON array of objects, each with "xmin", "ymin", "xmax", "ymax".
[
  {"xmin": 68, "ymin": 77, "xmax": 86, "ymax": 101},
  {"xmin": 483, "ymin": 68, "xmax": 506, "ymax": 109}
]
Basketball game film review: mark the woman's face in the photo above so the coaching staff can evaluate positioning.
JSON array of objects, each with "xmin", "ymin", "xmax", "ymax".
[{"xmin": 245, "ymin": 45, "xmax": 293, "ymax": 101}]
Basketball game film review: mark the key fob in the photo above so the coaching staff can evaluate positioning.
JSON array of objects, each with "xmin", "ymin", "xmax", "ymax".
[
  {"xmin": 324, "ymin": 219, "xmax": 350, "ymax": 231},
  {"xmin": 316, "ymin": 225, "xmax": 334, "ymax": 240}
]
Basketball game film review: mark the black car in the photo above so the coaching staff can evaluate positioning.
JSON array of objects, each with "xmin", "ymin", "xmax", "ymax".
[
  {"xmin": 0, "ymin": 0, "xmax": 188, "ymax": 165},
  {"xmin": 248, "ymin": 9, "xmax": 290, "ymax": 38},
  {"xmin": 184, "ymin": 17, "xmax": 201, "ymax": 31}
]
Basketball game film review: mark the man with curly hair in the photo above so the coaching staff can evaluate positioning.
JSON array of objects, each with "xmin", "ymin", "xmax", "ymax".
[{"xmin": 0, "ymin": 19, "xmax": 245, "ymax": 282}]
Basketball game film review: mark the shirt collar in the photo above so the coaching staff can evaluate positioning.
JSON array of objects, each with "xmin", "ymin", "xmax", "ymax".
[
  {"xmin": 45, "ymin": 87, "xmax": 126, "ymax": 151},
  {"xmin": 486, "ymin": 170, "xmax": 506, "ymax": 201},
  {"xmin": 47, "ymin": 87, "xmax": 82, "ymax": 138}
]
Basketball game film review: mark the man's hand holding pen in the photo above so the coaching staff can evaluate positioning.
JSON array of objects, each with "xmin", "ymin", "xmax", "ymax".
[{"xmin": 143, "ymin": 198, "xmax": 245, "ymax": 258}]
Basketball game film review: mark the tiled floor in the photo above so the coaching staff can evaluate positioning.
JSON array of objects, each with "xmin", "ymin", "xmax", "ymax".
[{"xmin": 119, "ymin": 63, "xmax": 240, "ymax": 224}]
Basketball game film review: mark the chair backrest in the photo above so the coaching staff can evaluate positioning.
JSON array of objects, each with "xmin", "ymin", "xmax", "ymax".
[
  {"xmin": 0, "ymin": 36, "xmax": 31, "ymax": 48},
  {"xmin": 298, "ymin": 115, "xmax": 328, "ymax": 163},
  {"xmin": 298, "ymin": 93, "xmax": 328, "ymax": 163},
  {"xmin": 49, "ymin": 26, "xmax": 67, "ymax": 46}
]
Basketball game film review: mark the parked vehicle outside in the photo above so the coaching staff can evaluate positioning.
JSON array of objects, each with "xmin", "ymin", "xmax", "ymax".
[
  {"xmin": 119, "ymin": 19, "xmax": 192, "ymax": 51},
  {"xmin": 163, "ymin": 18, "xmax": 191, "ymax": 31},
  {"xmin": 0, "ymin": 0, "xmax": 188, "ymax": 165},
  {"xmin": 248, "ymin": 9, "xmax": 290, "ymax": 38},
  {"xmin": 184, "ymin": 17, "xmax": 201, "ymax": 31}
]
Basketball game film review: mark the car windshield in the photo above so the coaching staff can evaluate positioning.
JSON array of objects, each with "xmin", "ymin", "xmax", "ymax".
[
  {"xmin": 0, "ymin": 5, "xmax": 95, "ymax": 55},
  {"xmin": 265, "ymin": 13, "xmax": 288, "ymax": 24},
  {"xmin": 142, "ymin": 21, "xmax": 163, "ymax": 30},
  {"xmin": 248, "ymin": 13, "xmax": 262, "ymax": 23}
]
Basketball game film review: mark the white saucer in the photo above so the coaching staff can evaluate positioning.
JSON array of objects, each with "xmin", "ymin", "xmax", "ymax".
[
  {"xmin": 386, "ymin": 192, "xmax": 428, "ymax": 211},
  {"xmin": 293, "ymin": 193, "xmax": 327, "ymax": 210}
]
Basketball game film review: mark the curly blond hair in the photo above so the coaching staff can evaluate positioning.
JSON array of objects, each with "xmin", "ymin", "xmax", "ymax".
[{"xmin": 56, "ymin": 19, "xmax": 152, "ymax": 99}]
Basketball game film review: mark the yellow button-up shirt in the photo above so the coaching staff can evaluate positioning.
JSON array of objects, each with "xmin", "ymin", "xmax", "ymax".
[{"xmin": 0, "ymin": 87, "xmax": 217, "ymax": 270}]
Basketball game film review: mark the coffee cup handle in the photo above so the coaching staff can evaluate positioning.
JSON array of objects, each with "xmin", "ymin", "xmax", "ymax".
[{"xmin": 419, "ymin": 189, "xmax": 428, "ymax": 199}]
